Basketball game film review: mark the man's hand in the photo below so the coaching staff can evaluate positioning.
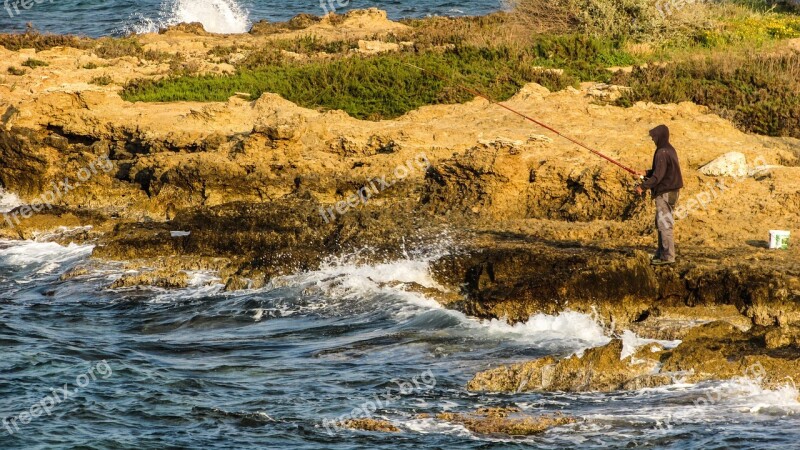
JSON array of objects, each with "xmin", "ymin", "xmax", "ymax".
[{"xmin": 634, "ymin": 185, "xmax": 644, "ymax": 196}]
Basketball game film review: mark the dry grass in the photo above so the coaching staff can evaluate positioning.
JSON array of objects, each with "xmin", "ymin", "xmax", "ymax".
[
  {"xmin": 503, "ymin": 0, "xmax": 742, "ymax": 41},
  {"xmin": 503, "ymin": 0, "xmax": 577, "ymax": 34}
]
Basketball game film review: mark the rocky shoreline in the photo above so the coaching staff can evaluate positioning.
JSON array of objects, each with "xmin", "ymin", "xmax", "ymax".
[{"xmin": 2, "ymin": 9, "xmax": 800, "ymax": 435}]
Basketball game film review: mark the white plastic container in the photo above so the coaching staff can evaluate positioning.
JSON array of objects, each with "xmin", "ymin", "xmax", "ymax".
[{"xmin": 769, "ymin": 230, "xmax": 790, "ymax": 250}]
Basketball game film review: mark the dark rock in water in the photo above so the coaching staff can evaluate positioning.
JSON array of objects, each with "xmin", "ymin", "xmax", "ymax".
[
  {"xmin": 436, "ymin": 407, "xmax": 576, "ymax": 435},
  {"xmin": 341, "ymin": 418, "xmax": 400, "ymax": 433}
]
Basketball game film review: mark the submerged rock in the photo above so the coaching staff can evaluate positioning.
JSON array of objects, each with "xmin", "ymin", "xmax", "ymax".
[
  {"xmin": 436, "ymin": 408, "xmax": 576, "ymax": 435},
  {"xmin": 109, "ymin": 269, "xmax": 191, "ymax": 290},
  {"xmin": 341, "ymin": 418, "xmax": 400, "ymax": 433}
]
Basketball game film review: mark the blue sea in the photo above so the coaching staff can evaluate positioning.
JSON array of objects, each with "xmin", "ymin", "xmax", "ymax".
[
  {"xmin": 1, "ymin": 229, "xmax": 799, "ymax": 449},
  {"xmin": 0, "ymin": 0, "xmax": 503, "ymax": 36}
]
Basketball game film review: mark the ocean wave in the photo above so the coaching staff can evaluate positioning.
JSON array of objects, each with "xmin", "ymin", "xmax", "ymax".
[
  {"xmin": 128, "ymin": 0, "xmax": 250, "ymax": 34},
  {"xmin": 263, "ymin": 246, "xmax": 678, "ymax": 355},
  {"xmin": 0, "ymin": 240, "xmax": 94, "ymax": 268}
]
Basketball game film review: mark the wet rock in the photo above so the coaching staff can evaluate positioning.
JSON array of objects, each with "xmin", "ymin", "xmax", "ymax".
[
  {"xmin": 467, "ymin": 339, "xmax": 668, "ymax": 393},
  {"xmin": 109, "ymin": 269, "xmax": 190, "ymax": 289},
  {"xmin": 436, "ymin": 408, "xmax": 576, "ymax": 435},
  {"xmin": 430, "ymin": 235, "xmax": 800, "ymax": 332},
  {"xmin": 341, "ymin": 418, "xmax": 400, "ymax": 433},
  {"xmin": 59, "ymin": 265, "xmax": 90, "ymax": 281},
  {"xmin": 468, "ymin": 322, "xmax": 800, "ymax": 393}
]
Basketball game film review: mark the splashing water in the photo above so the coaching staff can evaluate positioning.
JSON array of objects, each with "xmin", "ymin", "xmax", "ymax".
[
  {"xmin": 131, "ymin": 0, "xmax": 250, "ymax": 34},
  {"xmin": 0, "ymin": 187, "xmax": 23, "ymax": 214},
  {"xmin": 2, "ymin": 238, "xmax": 799, "ymax": 448}
]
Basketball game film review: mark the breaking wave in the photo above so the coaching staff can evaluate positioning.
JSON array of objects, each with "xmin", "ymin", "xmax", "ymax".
[{"xmin": 128, "ymin": 0, "xmax": 250, "ymax": 34}]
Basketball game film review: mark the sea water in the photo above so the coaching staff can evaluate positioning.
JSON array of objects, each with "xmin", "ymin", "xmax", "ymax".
[
  {"xmin": 0, "ymin": 0, "xmax": 503, "ymax": 36},
  {"xmin": 1, "ymin": 234, "xmax": 799, "ymax": 448}
]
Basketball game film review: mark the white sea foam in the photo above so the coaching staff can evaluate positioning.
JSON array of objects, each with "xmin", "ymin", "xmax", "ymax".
[
  {"xmin": 130, "ymin": 0, "xmax": 250, "ymax": 34},
  {"xmin": 717, "ymin": 377, "xmax": 800, "ymax": 415},
  {"xmin": 479, "ymin": 311, "xmax": 611, "ymax": 349},
  {"xmin": 268, "ymin": 246, "xmax": 675, "ymax": 354},
  {"xmin": 620, "ymin": 330, "xmax": 681, "ymax": 360},
  {"xmin": 0, "ymin": 240, "xmax": 94, "ymax": 267},
  {"xmin": 0, "ymin": 187, "xmax": 22, "ymax": 214},
  {"xmin": 401, "ymin": 417, "xmax": 471, "ymax": 437}
]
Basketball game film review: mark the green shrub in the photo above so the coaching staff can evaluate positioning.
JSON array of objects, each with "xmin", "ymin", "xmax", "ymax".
[
  {"xmin": 21, "ymin": 58, "xmax": 49, "ymax": 68},
  {"xmin": 94, "ymin": 37, "xmax": 143, "ymax": 59},
  {"xmin": 90, "ymin": 75, "xmax": 113, "ymax": 86},
  {"xmin": 122, "ymin": 47, "xmax": 579, "ymax": 119},
  {"xmin": 7, "ymin": 66, "xmax": 26, "ymax": 76},
  {"xmin": 613, "ymin": 53, "xmax": 800, "ymax": 137},
  {"xmin": 0, "ymin": 30, "xmax": 89, "ymax": 51}
]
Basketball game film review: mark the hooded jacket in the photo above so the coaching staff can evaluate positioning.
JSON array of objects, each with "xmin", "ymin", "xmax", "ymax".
[{"xmin": 641, "ymin": 125, "xmax": 684, "ymax": 195}]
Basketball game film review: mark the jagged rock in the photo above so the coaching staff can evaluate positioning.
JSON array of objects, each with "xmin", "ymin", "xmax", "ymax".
[
  {"xmin": 109, "ymin": 269, "xmax": 190, "ymax": 289},
  {"xmin": 466, "ymin": 339, "xmax": 667, "ymax": 392},
  {"xmin": 468, "ymin": 322, "xmax": 800, "ymax": 393},
  {"xmin": 430, "ymin": 236, "xmax": 800, "ymax": 330},
  {"xmin": 765, "ymin": 326, "xmax": 800, "ymax": 349}
]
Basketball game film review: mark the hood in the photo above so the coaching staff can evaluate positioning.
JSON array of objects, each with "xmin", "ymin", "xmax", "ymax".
[{"xmin": 649, "ymin": 124, "xmax": 671, "ymax": 150}]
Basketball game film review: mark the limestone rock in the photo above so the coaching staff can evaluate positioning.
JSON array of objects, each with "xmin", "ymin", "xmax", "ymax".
[
  {"xmin": 699, "ymin": 152, "xmax": 748, "ymax": 177},
  {"xmin": 356, "ymin": 40, "xmax": 400, "ymax": 55}
]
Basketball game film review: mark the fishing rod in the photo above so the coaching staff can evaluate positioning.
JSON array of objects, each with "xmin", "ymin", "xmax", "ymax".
[{"xmin": 402, "ymin": 62, "xmax": 642, "ymax": 178}]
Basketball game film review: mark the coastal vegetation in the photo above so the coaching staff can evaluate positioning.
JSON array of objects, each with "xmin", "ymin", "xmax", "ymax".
[{"xmin": 5, "ymin": 0, "xmax": 789, "ymax": 135}]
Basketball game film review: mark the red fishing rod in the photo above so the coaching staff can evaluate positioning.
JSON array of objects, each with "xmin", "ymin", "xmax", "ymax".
[{"xmin": 402, "ymin": 62, "xmax": 642, "ymax": 178}]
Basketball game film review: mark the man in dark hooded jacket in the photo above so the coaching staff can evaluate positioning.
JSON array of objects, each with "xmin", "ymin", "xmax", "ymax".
[{"xmin": 635, "ymin": 125, "xmax": 684, "ymax": 265}]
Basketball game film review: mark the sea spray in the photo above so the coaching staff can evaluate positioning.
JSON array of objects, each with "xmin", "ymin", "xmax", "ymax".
[{"xmin": 130, "ymin": 0, "xmax": 250, "ymax": 34}]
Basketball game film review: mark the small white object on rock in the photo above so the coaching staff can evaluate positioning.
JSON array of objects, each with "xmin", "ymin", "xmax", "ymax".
[
  {"xmin": 699, "ymin": 152, "xmax": 748, "ymax": 178},
  {"xmin": 170, "ymin": 231, "xmax": 191, "ymax": 238}
]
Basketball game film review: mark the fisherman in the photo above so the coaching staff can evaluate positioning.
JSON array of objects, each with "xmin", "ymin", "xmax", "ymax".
[{"xmin": 635, "ymin": 125, "xmax": 684, "ymax": 266}]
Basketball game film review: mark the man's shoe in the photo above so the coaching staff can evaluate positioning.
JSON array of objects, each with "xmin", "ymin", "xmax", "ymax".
[
  {"xmin": 650, "ymin": 253, "xmax": 662, "ymax": 260},
  {"xmin": 651, "ymin": 258, "xmax": 675, "ymax": 266}
]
